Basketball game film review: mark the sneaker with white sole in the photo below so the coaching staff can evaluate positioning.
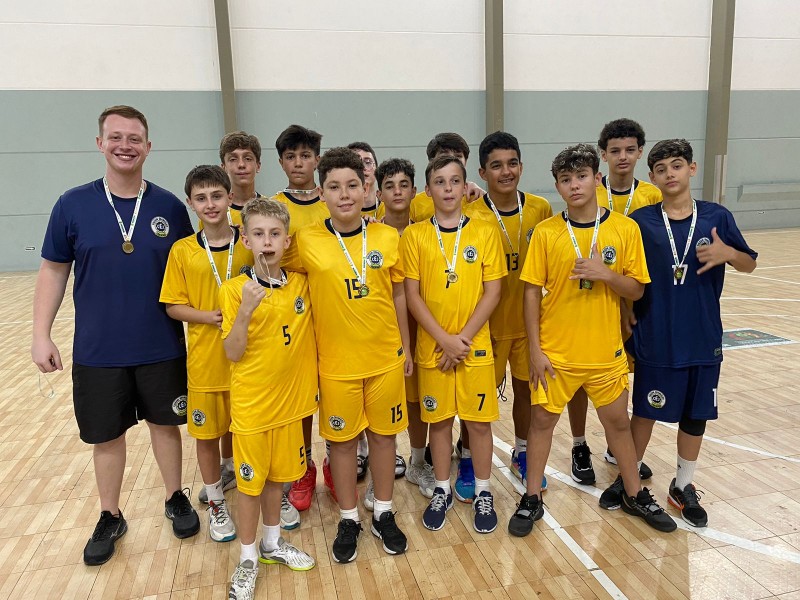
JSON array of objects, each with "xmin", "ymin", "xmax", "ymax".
[
  {"xmin": 472, "ymin": 490, "xmax": 498, "ymax": 533},
  {"xmin": 604, "ymin": 449, "xmax": 653, "ymax": 480},
  {"xmin": 422, "ymin": 487, "xmax": 454, "ymax": 531},
  {"xmin": 332, "ymin": 518, "xmax": 362, "ymax": 563},
  {"xmin": 394, "ymin": 454, "xmax": 406, "ymax": 478},
  {"xmin": 405, "ymin": 461, "xmax": 435, "ymax": 498},
  {"xmin": 371, "ymin": 511, "xmax": 408, "ymax": 555},
  {"xmin": 208, "ymin": 499, "xmax": 236, "ymax": 542},
  {"xmin": 668, "ymin": 478, "xmax": 708, "ymax": 528},
  {"xmin": 229, "ymin": 559, "xmax": 258, "ymax": 600},
  {"xmin": 259, "ymin": 537, "xmax": 316, "ymax": 571},
  {"xmin": 280, "ymin": 492, "xmax": 300, "ymax": 530},
  {"xmin": 199, "ymin": 464, "xmax": 237, "ymax": 504},
  {"xmin": 363, "ymin": 480, "xmax": 375, "ymax": 511}
]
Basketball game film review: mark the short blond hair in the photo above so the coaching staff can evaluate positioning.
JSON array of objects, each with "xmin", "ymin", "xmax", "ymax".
[{"xmin": 241, "ymin": 198, "xmax": 290, "ymax": 233}]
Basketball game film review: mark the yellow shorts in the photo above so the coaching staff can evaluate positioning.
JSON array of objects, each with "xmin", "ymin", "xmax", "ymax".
[
  {"xmin": 318, "ymin": 364, "xmax": 407, "ymax": 442},
  {"xmin": 418, "ymin": 363, "xmax": 498, "ymax": 424},
  {"xmin": 492, "ymin": 337, "xmax": 529, "ymax": 385},
  {"xmin": 405, "ymin": 368, "xmax": 419, "ymax": 403},
  {"xmin": 531, "ymin": 361, "xmax": 629, "ymax": 415},
  {"xmin": 233, "ymin": 421, "xmax": 306, "ymax": 496},
  {"xmin": 187, "ymin": 390, "xmax": 230, "ymax": 439}
]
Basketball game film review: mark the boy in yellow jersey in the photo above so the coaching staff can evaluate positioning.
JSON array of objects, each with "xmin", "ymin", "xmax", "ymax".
[
  {"xmin": 465, "ymin": 131, "xmax": 552, "ymax": 490},
  {"xmin": 348, "ymin": 141, "xmax": 386, "ymax": 222},
  {"xmin": 160, "ymin": 166, "xmax": 253, "ymax": 542},
  {"xmin": 401, "ymin": 155, "xmax": 506, "ymax": 533},
  {"xmin": 508, "ymin": 144, "xmax": 676, "ymax": 537},
  {"xmin": 289, "ymin": 147, "xmax": 412, "ymax": 563},
  {"xmin": 221, "ymin": 199, "xmax": 317, "ymax": 599}
]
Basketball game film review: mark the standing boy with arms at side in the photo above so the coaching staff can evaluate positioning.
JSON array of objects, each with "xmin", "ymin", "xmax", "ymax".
[
  {"xmin": 508, "ymin": 144, "xmax": 676, "ymax": 537},
  {"xmin": 401, "ymin": 155, "xmax": 506, "ymax": 532},
  {"xmin": 161, "ymin": 166, "xmax": 252, "ymax": 542},
  {"xmin": 221, "ymin": 199, "xmax": 317, "ymax": 599},
  {"xmin": 600, "ymin": 139, "xmax": 756, "ymax": 526}
]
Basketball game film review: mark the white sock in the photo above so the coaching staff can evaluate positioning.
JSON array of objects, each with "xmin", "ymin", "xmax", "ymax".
[
  {"xmin": 373, "ymin": 498, "xmax": 392, "ymax": 520},
  {"xmin": 410, "ymin": 446, "xmax": 425, "ymax": 466},
  {"xmin": 573, "ymin": 436, "xmax": 586, "ymax": 447},
  {"xmin": 357, "ymin": 434, "xmax": 369, "ymax": 457},
  {"xmin": 461, "ymin": 448, "xmax": 472, "ymax": 459},
  {"xmin": 637, "ymin": 460, "xmax": 643, "ymax": 472},
  {"xmin": 261, "ymin": 524, "xmax": 280, "ymax": 551},
  {"xmin": 474, "ymin": 477, "xmax": 490, "ymax": 496},
  {"xmin": 435, "ymin": 479, "xmax": 451, "ymax": 495},
  {"xmin": 240, "ymin": 541, "xmax": 258, "ymax": 564},
  {"xmin": 340, "ymin": 507, "xmax": 360, "ymax": 523},
  {"xmin": 221, "ymin": 457, "xmax": 234, "ymax": 470},
  {"xmin": 676, "ymin": 455, "xmax": 697, "ymax": 489},
  {"xmin": 206, "ymin": 479, "xmax": 224, "ymax": 504},
  {"xmin": 514, "ymin": 437, "xmax": 527, "ymax": 454}
]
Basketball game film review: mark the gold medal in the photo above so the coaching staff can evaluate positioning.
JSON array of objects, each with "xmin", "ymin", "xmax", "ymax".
[
  {"xmin": 580, "ymin": 279, "xmax": 593, "ymax": 290},
  {"xmin": 447, "ymin": 271, "xmax": 459, "ymax": 284},
  {"xmin": 122, "ymin": 241, "xmax": 134, "ymax": 254},
  {"xmin": 674, "ymin": 266, "xmax": 684, "ymax": 281},
  {"xmin": 359, "ymin": 284, "xmax": 370, "ymax": 298}
]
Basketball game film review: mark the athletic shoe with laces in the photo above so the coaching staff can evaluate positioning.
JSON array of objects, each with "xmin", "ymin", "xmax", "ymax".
[
  {"xmin": 511, "ymin": 449, "xmax": 547, "ymax": 491},
  {"xmin": 508, "ymin": 493, "xmax": 544, "ymax": 537},
  {"xmin": 259, "ymin": 537, "xmax": 316, "ymax": 570},
  {"xmin": 371, "ymin": 511, "xmax": 408, "ymax": 554},
  {"xmin": 472, "ymin": 490, "xmax": 498, "ymax": 533},
  {"xmin": 422, "ymin": 486, "xmax": 454, "ymax": 530},
  {"xmin": 363, "ymin": 480, "xmax": 375, "ymax": 511},
  {"xmin": 571, "ymin": 442, "xmax": 596, "ymax": 484},
  {"xmin": 228, "ymin": 559, "xmax": 258, "ymax": 600},
  {"xmin": 280, "ymin": 492, "xmax": 300, "ymax": 530},
  {"xmin": 395, "ymin": 454, "xmax": 406, "ymax": 478},
  {"xmin": 599, "ymin": 475, "xmax": 625, "ymax": 510},
  {"xmin": 621, "ymin": 488, "xmax": 677, "ymax": 532},
  {"xmin": 332, "ymin": 518, "xmax": 362, "ymax": 563},
  {"xmin": 405, "ymin": 461, "xmax": 435, "ymax": 498},
  {"xmin": 604, "ymin": 449, "xmax": 653, "ymax": 480},
  {"xmin": 322, "ymin": 456, "xmax": 338, "ymax": 502},
  {"xmin": 208, "ymin": 499, "xmax": 236, "ymax": 542},
  {"xmin": 668, "ymin": 478, "xmax": 708, "ymax": 527},
  {"xmin": 165, "ymin": 488, "xmax": 200, "ymax": 539},
  {"xmin": 288, "ymin": 461, "xmax": 316, "ymax": 512},
  {"xmin": 455, "ymin": 457, "xmax": 475, "ymax": 503},
  {"xmin": 356, "ymin": 454, "xmax": 369, "ymax": 480},
  {"xmin": 84, "ymin": 510, "xmax": 128, "ymax": 565},
  {"xmin": 198, "ymin": 464, "xmax": 237, "ymax": 504}
]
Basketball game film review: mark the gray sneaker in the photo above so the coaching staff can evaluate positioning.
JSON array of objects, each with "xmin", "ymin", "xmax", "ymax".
[
  {"xmin": 280, "ymin": 492, "xmax": 300, "ymax": 530},
  {"xmin": 229, "ymin": 559, "xmax": 258, "ymax": 600},
  {"xmin": 259, "ymin": 537, "xmax": 315, "ymax": 571},
  {"xmin": 208, "ymin": 499, "xmax": 236, "ymax": 542},
  {"xmin": 405, "ymin": 461, "xmax": 435, "ymax": 498},
  {"xmin": 198, "ymin": 464, "xmax": 238, "ymax": 504}
]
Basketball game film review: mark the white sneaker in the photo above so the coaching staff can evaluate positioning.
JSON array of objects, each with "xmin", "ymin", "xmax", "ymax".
[
  {"xmin": 208, "ymin": 499, "xmax": 236, "ymax": 542},
  {"xmin": 229, "ymin": 559, "xmax": 258, "ymax": 600},
  {"xmin": 363, "ymin": 480, "xmax": 375, "ymax": 511},
  {"xmin": 258, "ymin": 537, "xmax": 315, "ymax": 571},
  {"xmin": 280, "ymin": 492, "xmax": 300, "ymax": 530},
  {"xmin": 406, "ymin": 462, "xmax": 435, "ymax": 498}
]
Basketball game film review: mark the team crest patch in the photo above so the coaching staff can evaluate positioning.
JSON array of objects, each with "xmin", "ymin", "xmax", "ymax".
[
  {"xmin": 526, "ymin": 228, "xmax": 534, "ymax": 243},
  {"xmin": 239, "ymin": 463, "xmax": 254, "ymax": 482},
  {"xmin": 191, "ymin": 409, "xmax": 206, "ymax": 427},
  {"xmin": 601, "ymin": 245, "xmax": 617, "ymax": 265},
  {"xmin": 463, "ymin": 246, "xmax": 478, "ymax": 263},
  {"xmin": 151, "ymin": 216, "xmax": 169, "ymax": 238},
  {"xmin": 239, "ymin": 265, "xmax": 250, "ymax": 275},
  {"xmin": 422, "ymin": 395, "xmax": 438, "ymax": 412},
  {"xmin": 647, "ymin": 390, "xmax": 666, "ymax": 409},
  {"xmin": 172, "ymin": 395, "xmax": 188, "ymax": 416},
  {"xmin": 696, "ymin": 237, "xmax": 711, "ymax": 249},
  {"xmin": 367, "ymin": 250, "xmax": 384, "ymax": 269},
  {"xmin": 294, "ymin": 296, "xmax": 305, "ymax": 314},
  {"xmin": 329, "ymin": 416, "xmax": 346, "ymax": 431}
]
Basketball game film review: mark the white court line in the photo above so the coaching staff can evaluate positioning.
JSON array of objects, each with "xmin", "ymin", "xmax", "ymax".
[
  {"xmin": 720, "ymin": 313, "xmax": 791, "ymax": 317},
  {"xmin": 739, "ymin": 264, "xmax": 800, "ymax": 270},
  {"xmin": 723, "ymin": 340, "xmax": 797, "ymax": 350},
  {"xmin": 726, "ymin": 272, "xmax": 800, "ymax": 286}
]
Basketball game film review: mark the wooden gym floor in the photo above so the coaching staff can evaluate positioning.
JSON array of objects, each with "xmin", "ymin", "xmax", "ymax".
[{"xmin": 1, "ymin": 228, "xmax": 799, "ymax": 600}]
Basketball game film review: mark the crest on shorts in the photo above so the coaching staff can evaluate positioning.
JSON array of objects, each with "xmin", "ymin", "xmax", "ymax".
[
  {"xmin": 696, "ymin": 237, "xmax": 711, "ymax": 249},
  {"xmin": 601, "ymin": 245, "xmax": 617, "ymax": 265},
  {"xmin": 422, "ymin": 395, "xmax": 438, "ymax": 412},
  {"xmin": 463, "ymin": 245, "xmax": 478, "ymax": 263},
  {"xmin": 294, "ymin": 296, "xmax": 305, "ymax": 314},
  {"xmin": 172, "ymin": 395, "xmax": 188, "ymax": 416},
  {"xmin": 191, "ymin": 409, "xmax": 206, "ymax": 427},
  {"xmin": 526, "ymin": 228, "xmax": 534, "ymax": 243},
  {"xmin": 151, "ymin": 216, "xmax": 169, "ymax": 238},
  {"xmin": 329, "ymin": 415, "xmax": 346, "ymax": 431},
  {"xmin": 367, "ymin": 250, "xmax": 384, "ymax": 269},
  {"xmin": 647, "ymin": 390, "xmax": 666, "ymax": 409},
  {"xmin": 239, "ymin": 463, "xmax": 254, "ymax": 481}
]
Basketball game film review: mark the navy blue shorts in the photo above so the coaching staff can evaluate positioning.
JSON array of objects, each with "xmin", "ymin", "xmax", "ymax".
[{"xmin": 632, "ymin": 363, "xmax": 720, "ymax": 422}]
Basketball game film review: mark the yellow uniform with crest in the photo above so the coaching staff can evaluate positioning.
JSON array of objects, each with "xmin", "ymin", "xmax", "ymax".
[
  {"xmin": 271, "ymin": 191, "xmax": 330, "ymax": 234},
  {"xmin": 159, "ymin": 229, "xmax": 252, "ymax": 439},
  {"xmin": 409, "ymin": 191, "xmax": 469, "ymax": 224},
  {"xmin": 596, "ymin": 177, "xmax": 661, "ymax": 216}
]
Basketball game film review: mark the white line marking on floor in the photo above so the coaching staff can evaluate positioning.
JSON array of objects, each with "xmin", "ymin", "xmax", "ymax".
[
  {"xmin": 720, "ymin": 313, "xmax": 791, "ymax": 317},
  {"xmin": 726, "ymin": 272, "xmax": 800, "ymax": 286},
  {"xmin": 721, "ymin": 297, "xmax": 800, "ymax": 302}
]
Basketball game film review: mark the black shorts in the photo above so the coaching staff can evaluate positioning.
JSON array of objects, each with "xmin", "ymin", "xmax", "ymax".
[
  {"xmin": 632, "ymin": 362, "xmax": 720, "ymax": 422},
  {"xmin": 72, "ymin": 357, "xmax": 188, "ymax": 444}
]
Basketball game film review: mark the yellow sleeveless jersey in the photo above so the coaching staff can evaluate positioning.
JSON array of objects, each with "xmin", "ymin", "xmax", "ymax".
[
  {"xmin": 271, "ymin": 191, "xmax": 330, "ymax": 234},
  {"xmin": 596, "ymin": 177, "xmax": 662, "ymax": 216},
  {"xmin": 293, "ymin": 220, "xmax": 406, "ymax": 379},
  {"xmin": 520, "ymin": 209, "xmax": 649, "ymax": 368},
  {"xmin": 219, "ymin": 271, "xmax": 318, "ymax": 434},
  {"xmin": 160, "ymin": 230, "xmax": 253, "ymax": 391},
  {"xmin": 465, "ymin": 192, "xmax": 552, "ymax": 340},
  {"xmin": 400, "ymin": 217, "xmax": 507, "ymax": 368}
]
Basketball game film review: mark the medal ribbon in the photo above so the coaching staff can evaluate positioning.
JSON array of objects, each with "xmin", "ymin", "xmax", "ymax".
[
  {"xmin": 564, "ymin": 207, "xmax": 601, "ymax": 260},
  {"xmin": 102, "ymin": 177, "xmax": 144, "ymax": 245},
  {"xmin": 333, "ymin": 219, "xmax": 368, "ymax": 289},
  {"xmin": 486, "ymin": 192, "xmax": 522, "ymax": 254},
  {"xmin": 432, "ymin": 215, "xmax": 464, "ymax": 275},
  {"xmin": 201, "ymin": 227, "xmax": 235, "ymax": 288},
  {"xmin": 606, "ymin": 177, "xmax": 636, "ymax": 216},
  {"xmin": 662, "ymin": 199, "xmax": 697, "ymax": 270}
]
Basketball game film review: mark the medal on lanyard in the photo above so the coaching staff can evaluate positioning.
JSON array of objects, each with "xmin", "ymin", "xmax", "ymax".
[
  {"xmin": 606, "ymin": 177, "xmax": 636, "ymax": 216},
  {"xmin": 564, "ymin": 207, "xmax": 601, "ymax": 290},
  {"xmin": 662, "ymin": 200, "xmax": 697, "ymax": 286},
  {"xmin": 432, "ymin": 215, "xmax": 464, "ymax": 284},
  {"xmin": 333, "ymin": 219, "xmax": 370, "ymax": 297},
  {"xmin": 250, "ymin": 263, "xmax": 287, "ymax": 298},
  {"xmin": 201, "ymin": 228, "xmax": 235, "ymax": 287},
  {"xmin": 103, "ymin": 177, "xmax": 144, "ymax": 254},
  {"xmin": 486, "ymin": 192, "xmax": 522, "ymax": 262}
]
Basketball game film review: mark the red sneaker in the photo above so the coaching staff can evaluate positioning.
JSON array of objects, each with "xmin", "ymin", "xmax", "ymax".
[
  {"xmin": 322, "ymin": 457, "xmax": 337, "ymax": 503},
  {"xmin": 288, "ymin": 460, "xmax": 316, "ymax": 512}
]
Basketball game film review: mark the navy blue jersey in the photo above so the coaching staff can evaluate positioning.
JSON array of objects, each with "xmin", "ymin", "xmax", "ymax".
[
  {"xmin": 630, "ymin": 201, "xmax": 757, "ymax": 368},
  {"xmin": 42, "ymin": 178, "xmax": 194, "ymax": 367}
]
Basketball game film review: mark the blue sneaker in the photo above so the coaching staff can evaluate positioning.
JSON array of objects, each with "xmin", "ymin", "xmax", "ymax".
[
  {"xmin": 473, "ymin": 491, "xmax": 498, "ymax": 533},
  {"xmin": 455, "ymin": 458, "xmax": 475, "ymax": 503},
  {"xmin": 512, "ymin": 449, "xmax": 547, "ymax": 491},
  {"xmin": 422, "ymin": 487, "xmax": 454, "ymax": 531}
]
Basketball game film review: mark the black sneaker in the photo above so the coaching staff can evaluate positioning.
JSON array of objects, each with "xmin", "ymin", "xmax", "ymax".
[
  {"xmin": 84, "ymin": 510, "xmax": 128, "ymax": 565},
  {"xmin": 604, "ymin": 449, "xmax": 653, "ymax": 480},
  {"xmin": 472, "ymin": 491, "xmax": 498, "ymax": 533},
  {"xmin": 165, "ymin": 488, "xmax": 200, "ymax": 539},
  {"xmin": 621, "ymin": 488, "xmax": 677, "ymax": 532},
  {"xmin": 571, "ymin": 442, "xmax": 596, "ymax": 484},
  {"xmin": 371, "ymin": 512, "xmax": 408, "ymax": 555},
  {"xmin": 332, "ymin": 518, "xmax": 362, "ymax": 563},
  {"xmin": 508, "ymin": 493, "xmax": 544, "ymax": 537},
  {"xmin": 599, "ymin": 475, "xmax": 625, "ymax": 510},
  {"xmin": 668, "ymin": 478, "xmax": 708, "ymax": 527}
]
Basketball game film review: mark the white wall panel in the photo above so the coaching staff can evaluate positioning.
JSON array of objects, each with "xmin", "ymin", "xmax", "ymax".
[
  {"xmin": 3, "ymin": 1, "xmax": 215, "ymax": 27},
  {"xmin": 734, "ymin": 0, "xmax": 800, "ymax": 39}
]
